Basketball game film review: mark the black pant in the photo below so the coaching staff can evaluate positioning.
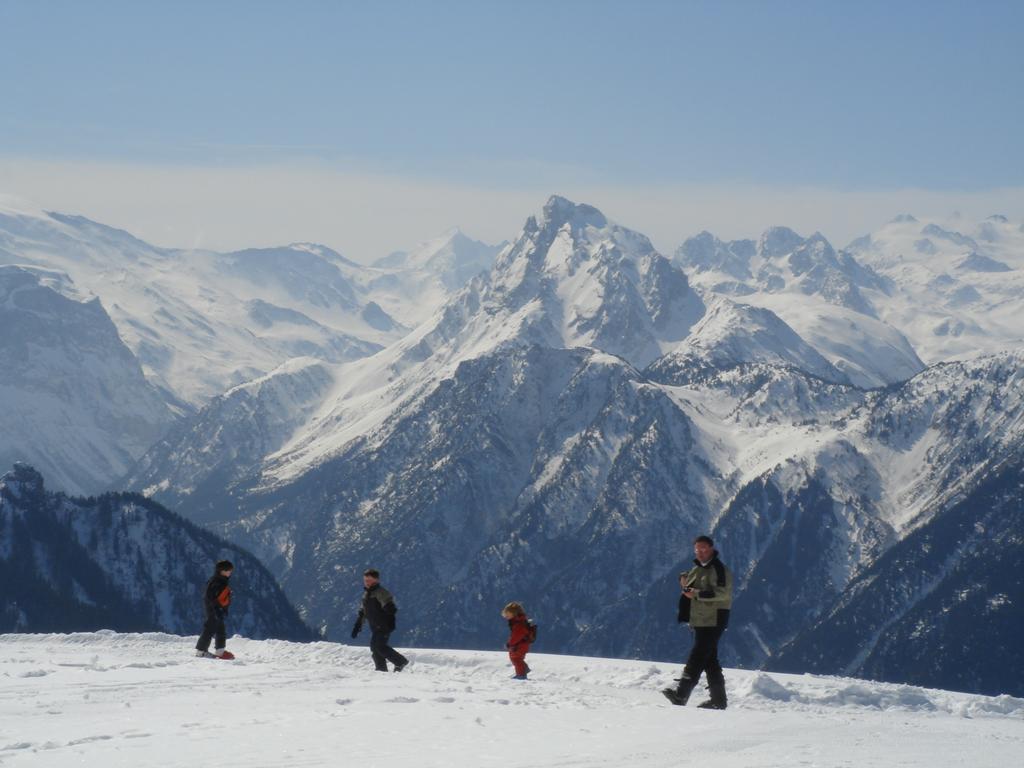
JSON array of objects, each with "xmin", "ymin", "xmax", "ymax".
[
  {"xmin": 369, "ymin": 630, "xmax": 408, "ymax": 671},
  {"xmin": 196, "ymin": 614, "xmax": 226, "ymax": 652},
  {"xmin": 682, "ymin": 625, "xmax": 725, "ymax": 687}
]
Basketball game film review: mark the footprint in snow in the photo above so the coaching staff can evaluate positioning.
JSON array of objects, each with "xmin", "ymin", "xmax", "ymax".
[
  {"xmin": 67, "ymin": 735, "xmax": 113, "ymax": 746},
  {"xmin": 385, "ymin": 696, "xmax": 419, "ymax": 704},
  {"xmin": 433, "ymin": 696, "xmax": 456, "ymax": 704}
]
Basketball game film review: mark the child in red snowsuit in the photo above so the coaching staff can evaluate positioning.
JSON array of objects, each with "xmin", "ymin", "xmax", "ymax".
[{"xmin": 502, "ymin": 601, "xmax": 532, "ymax": 680}]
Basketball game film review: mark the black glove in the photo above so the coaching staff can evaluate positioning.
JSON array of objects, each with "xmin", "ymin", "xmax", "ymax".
[{"xmin": 351, "ymin": 620, "xmax": 362, "ymax": 639}]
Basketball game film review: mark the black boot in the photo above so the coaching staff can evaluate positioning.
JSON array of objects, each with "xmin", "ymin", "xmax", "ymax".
[
  {"xmin": 696, "ymin": 680, "xmax": 727, "ymax": 710},
  {"xmin": 661, "ymin": 674, "xmax": 698, "ymax": 706}
]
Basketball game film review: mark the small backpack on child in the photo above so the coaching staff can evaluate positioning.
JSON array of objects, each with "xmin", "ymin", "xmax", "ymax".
[{"xmin": 525, "ymin": 618, "xmax": 538, "ymax": 643}]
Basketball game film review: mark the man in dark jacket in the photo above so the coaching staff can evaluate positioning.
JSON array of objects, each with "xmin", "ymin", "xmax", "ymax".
[
  {"xmin": 195, "ymin": 559, "xmax": 234, "ymax": 659},
  {"xmin": 662, "ymin": 535, "xmax": 732, "ymax": 709},
  {"xmin": 351, "ymin": 568, "xmax": 409, "ymax": 672}
]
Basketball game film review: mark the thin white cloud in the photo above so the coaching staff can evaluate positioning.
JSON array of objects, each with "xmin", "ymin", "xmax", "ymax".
[{"xmin": 2, "ymin": 157, "xmax": 1022, "ymax": 261}]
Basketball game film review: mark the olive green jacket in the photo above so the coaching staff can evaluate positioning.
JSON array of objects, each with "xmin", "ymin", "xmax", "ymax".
[{"xmin": 679, "ymin": 554, "xmax": 733, "ymax": 628}]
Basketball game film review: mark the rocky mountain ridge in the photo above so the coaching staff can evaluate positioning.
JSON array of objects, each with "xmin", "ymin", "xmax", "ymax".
[{"xmin": 0, "ymin": 463, "xmax": 314, "ymax": 640}]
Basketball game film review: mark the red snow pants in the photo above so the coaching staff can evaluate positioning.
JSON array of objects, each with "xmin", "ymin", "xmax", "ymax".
[{"xmin": 509, "ymin": 643, "xmax": 530, "ymax": 676}]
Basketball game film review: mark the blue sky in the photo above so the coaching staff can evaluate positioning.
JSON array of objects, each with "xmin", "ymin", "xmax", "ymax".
[{"xmin": 2, "ymin": 0, "xmax": 1022, "ymax": 257}]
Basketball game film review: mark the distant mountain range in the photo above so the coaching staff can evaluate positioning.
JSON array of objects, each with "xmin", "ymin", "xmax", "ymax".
[
  {"xmin": 0, "ymin": 202, "xmax": 498, "ymax": 494},
  {"xmin": 2, "ymin": 196, "xmax": 1022, "ymax": 696}
]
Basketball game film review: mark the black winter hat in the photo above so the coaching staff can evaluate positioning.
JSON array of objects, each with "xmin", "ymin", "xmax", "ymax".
[{"xmin": 216, "ymin": 559, "xmax": 234, "ymax": 572}]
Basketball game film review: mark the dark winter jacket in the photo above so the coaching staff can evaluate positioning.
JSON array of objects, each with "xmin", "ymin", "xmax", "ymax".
[
  {"xmin": 506, "ymin": 615, "xmax": 533, "ymax": 652},
  {"xmin": 203, "ymin": 573, "xmax": 232, "ymax": 619},
  {"xmin": 678, "ymin": 552, "xmax": 732, "ymax": 629},
  {"xmin": 359, "ymin": 583, "xmax": 398, "ymax": 633}
]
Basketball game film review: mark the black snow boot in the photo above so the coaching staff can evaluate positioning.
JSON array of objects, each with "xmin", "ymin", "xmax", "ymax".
[
  {"xmin": 696, "ymin": 680, "xmax": 727, "ymax": 710},
  {"xmin": 661, "ymin": 674, "xmax": 698, "ymax": 706}
]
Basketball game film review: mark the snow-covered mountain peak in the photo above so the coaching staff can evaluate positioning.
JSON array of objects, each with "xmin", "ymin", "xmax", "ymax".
[
  {"xmin": 496, "ymin": 195, "xmax": 636, "ymax": 275},
  {"xmin": 974, "ymin": 214, "xmax": 1019, "ymax": 244},
  {"xmin": 656, "ymin": 296, "xmax": 848, "ymax": 384},
  {"xmin": 246, "ymin": 198, "xmax": 707, "ymax": 484},
  {"xmin": 0, "ymin": 211, "xmax": 409, "ymax": 407},
  {"xmin": 675, "ymin": 231, "xmax": 755, "ymax": 280},
  {"xmin": 497, "ymin": 197, "xmax": 665, "ymax": 286},
  {"xmin": 919, "ymin": 222, "xmax": 978, "ymax": 249},
  {"xmin": 539, "ymin": 194, "xmax": 609, "ymax": 231},
  {"xmin": 362, "ymin": 228, "xmax": 503, "ymax": 326},
  {"xmin": 0, "ymin": 207, "xmax": 168, "ymax": 273},
  {"xmin": 840, "ymin": 212, "xmax": 1024, "ymax": 364},
  {"xmin": 757, "ymin": 226, "xmax": 805, "ymax": 259},
  {"xmin": 676, "ymin": 223, "xmax": 921, "ymax": 386},
  {"xmin": 802, "ymin": 231, "xmax": 832, "ymax": 251},
  {"xmin": 785, "ymin": 232, "xmax": 840, "ymax": 275},
  {"xmin": 677, "ymin": 230, "xmax": 719, "ymax": 264},
  {"xmin": 403, "ymin": 227, "xmax": 501, "ymax": 278},
  {"xmin": 488, "ymin": 196, "xmax": 703, "ymax": 367}
]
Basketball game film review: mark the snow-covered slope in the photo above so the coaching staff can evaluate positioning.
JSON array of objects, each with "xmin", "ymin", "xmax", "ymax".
[
  {"xmin": 676, "ymin": 227, "xmax": 924, "ymax": 387},
  {"xmin": 0, "ymin": 204, "xmax": 394, "ymax": 405},
  {"xmin": 844, "ymin": 213, "xmax": 1024, "ymax": 364},
  {"xmin": 368, "ymin": 227, "xmax": 504, "ymax": 325},
  {"xmin": 651, "ymin": 296, "xmax": 849, "ymax": 384},
  {"xmin": 1, "ymin": 632, "xmax": 1021, "ymax": 768},
  {"xmin": 0, "ymin": 205, "xmax": 508, "ymax": 494},
  {"xmin": 0, "ymin": 266, "xmax": 175, "ymax": 495},
  {"xmin": 770, "ymin": 452, "xmax": 1024, "ymax": 696},
  {"xmin": 128, "ymin": 357, "xmax": 336, "ymax": 516}
]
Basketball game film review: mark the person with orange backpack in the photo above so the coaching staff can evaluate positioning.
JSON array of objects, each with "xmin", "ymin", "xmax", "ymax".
[
  {"xmin": 195, "ymin": 559, "xmax": 235, "ymax": 659},
  {"xmin": 502, "ymin": 601, "xmax": 536, "ymax": 680}
]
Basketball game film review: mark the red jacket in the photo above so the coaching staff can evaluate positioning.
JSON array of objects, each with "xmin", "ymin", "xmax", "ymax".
[{"xmin": 506, "ymin": 615, "xmax": 532, "ymax": 650}]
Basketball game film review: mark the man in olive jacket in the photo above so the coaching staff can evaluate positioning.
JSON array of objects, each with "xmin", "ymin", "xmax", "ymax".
[
  {"xmin": 662, "ymin": 535, "xmax": 732, "ymax": 709},
  {"xmin": 351, "ymin": 568, "xmax": 409, "ymax": 672}
]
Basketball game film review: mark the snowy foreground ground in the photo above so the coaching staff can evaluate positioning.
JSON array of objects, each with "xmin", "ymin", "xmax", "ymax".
[{"xmin": 2, "ymin": 633, "xmax": 1023, "ymax": 768}]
